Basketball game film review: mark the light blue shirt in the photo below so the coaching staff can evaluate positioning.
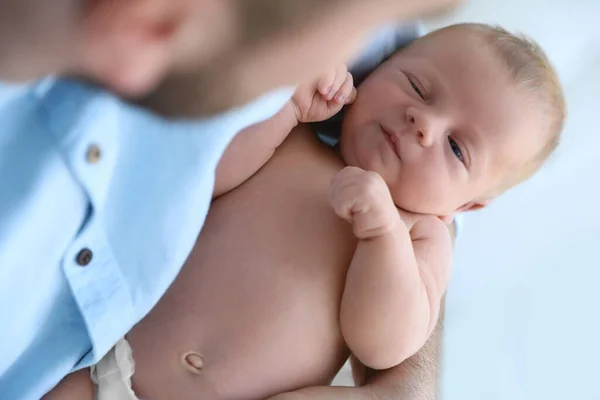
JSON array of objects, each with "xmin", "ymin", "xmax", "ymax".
[{"xmin": 0, "ymin": 79, "xmax": 293, "ymax": 399}]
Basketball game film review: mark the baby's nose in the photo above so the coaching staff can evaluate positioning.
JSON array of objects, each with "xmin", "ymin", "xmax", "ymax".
[
  {"xmin": 406, "ymin": 107, "xmax": 435, "ymax": 147},
  {"xmin": 415, "ymin": 126, "xmax": 431, "ymax": 147}
]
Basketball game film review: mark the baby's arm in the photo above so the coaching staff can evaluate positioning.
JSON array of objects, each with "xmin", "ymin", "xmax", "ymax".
[
  {"xmin": 331, "ymin": 167, "xmax": 452, "ymax": 370},
  {"xmin": 213, "ymin": 65, "xmax": 356, "ymax": 199},
  {"xmin": 213, "ymin": 102, "xmax": 298, "ymax": 198}
]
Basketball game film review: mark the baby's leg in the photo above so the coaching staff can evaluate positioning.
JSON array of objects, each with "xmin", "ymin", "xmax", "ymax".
[{"xmin": 42, "ymin": 369, "xmax": 94, "ymax": 400}]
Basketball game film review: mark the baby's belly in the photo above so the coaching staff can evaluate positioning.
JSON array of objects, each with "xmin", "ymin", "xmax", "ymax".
[{"xmin": 127, "ymin": 130, "xmax": 357, "ymax": 400}]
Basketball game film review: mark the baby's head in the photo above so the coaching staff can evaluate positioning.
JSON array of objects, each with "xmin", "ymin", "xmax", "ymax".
[{"xmin": 340, "ymin": 23, "xmax": 566, "ymax": 222}]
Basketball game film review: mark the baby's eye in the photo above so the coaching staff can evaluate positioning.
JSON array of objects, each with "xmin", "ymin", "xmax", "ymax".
[
  {"xmin": 409, "ymin": 79, "xmax": 425, "ymax": 100},
  {"xmin": 448, "ymin": 138, "xmax": 465, "ymax": 162}
]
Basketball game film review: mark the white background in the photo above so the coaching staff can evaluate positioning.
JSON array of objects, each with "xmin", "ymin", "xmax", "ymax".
[{"xmin": 335, "ymin": 1, "xmax": 600, "ymax": 398}]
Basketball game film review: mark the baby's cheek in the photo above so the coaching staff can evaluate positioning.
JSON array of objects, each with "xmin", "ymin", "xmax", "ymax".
[
  {"xmin": 395, "ymin": 170, "xmax": 442, "ymax": 212},
  {"xmin": 358, "ymin": 78, "xmax": 395, "ymax": 106},
  {"xmin": 388, "ymin": 179, "xmax": 415, "ymax": 209}
]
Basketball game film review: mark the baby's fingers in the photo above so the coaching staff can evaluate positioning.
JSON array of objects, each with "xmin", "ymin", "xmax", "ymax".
[
  {"xmin": 319, "ymin": 65, "xmax": 348, "ymax": 101},
  {"xmin": 317, "ymin": 69, "xmax": 337, "ymax": 98},
  {"xmin": 328, "ymin": 65, "xmax": 349, "ymax": 99},
  {"xmin": 333, "ymin": 72, "xmax": 356, "ymax": 104}
]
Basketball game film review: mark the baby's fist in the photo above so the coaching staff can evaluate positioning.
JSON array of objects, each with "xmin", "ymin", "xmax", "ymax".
[
  {"xmin": 292, "ymin": 65, "xmax": 356, "ymax": 123},
  {"xmin": 329, "ymin": 167, "xmax": 400, "ymax": 239}
]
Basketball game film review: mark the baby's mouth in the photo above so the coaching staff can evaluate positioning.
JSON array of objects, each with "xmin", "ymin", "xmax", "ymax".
[{"xmin": 380, "ymin": 124, "xmax": 402, "ymax": 160}]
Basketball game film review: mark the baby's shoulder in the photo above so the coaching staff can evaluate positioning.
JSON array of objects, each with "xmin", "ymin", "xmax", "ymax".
[
  {"xmin": 408, "ymin": 215, "xmax": 453, "ymax": 290},
  {"xmin": 409, "ymin": 215, "xmax": 453, "ymax": 251}
]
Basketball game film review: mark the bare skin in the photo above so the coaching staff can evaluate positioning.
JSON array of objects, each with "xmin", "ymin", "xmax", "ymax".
[{"xmin": 129, "ymin": 128, "xmax": 361, "ymax": 399}]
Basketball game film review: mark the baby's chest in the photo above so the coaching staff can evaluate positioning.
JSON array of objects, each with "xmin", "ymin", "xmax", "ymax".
[{"xmin": 207, "ymin": 134, "xmax": 357, "ymax": 281}]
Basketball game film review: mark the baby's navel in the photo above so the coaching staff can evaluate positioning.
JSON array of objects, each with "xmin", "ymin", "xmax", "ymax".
[{"xmin": 181, "ymin": 351, "xmax": 205, "ymax": 374}]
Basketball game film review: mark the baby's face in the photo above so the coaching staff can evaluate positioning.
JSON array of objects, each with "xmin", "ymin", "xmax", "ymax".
[{"xmin": 340, "ymin": 28, "xmax": 546, "ymax": 218}]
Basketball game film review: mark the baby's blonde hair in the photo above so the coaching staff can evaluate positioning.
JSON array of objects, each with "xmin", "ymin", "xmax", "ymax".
[{"xmin": 432, "ymin": 23, "xmax": 567, "ymax": 197}]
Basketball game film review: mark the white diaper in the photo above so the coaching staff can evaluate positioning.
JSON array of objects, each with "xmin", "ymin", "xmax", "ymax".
[{"xmin": 90, "ymin": 338, "xmax": 140, "ymax": 400}]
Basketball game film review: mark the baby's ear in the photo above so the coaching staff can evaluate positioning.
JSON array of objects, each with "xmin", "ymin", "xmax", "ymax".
[
  {"xmin": 456, "ymin": 199, "xmax": 491, "ymax": 213},
  {"xmin": 80, "ymin": 0, "xmax": 187, "ymax": 96},
  {"xmin": 438, "ymin": 215, "xmax": 455, "ymax": 225},
  {"xmin": 438, "ymin": 199, "xmax": 490, "ymax": 225}
]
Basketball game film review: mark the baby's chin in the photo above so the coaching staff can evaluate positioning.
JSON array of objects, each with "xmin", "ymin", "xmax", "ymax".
[
  {"xmin": 337, "ymin": 131, "xmax": 358, "ymax": 167},
  {"xmin": 392, "ymin": 194, "xmax": 456, "ymax": 218}
]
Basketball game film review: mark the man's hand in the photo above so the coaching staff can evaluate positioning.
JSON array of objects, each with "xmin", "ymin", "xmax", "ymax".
[
  {"xmin": 330, "ymin": 167, "xmax": 400, "ymax": 239},
  {"xmin": 267, "ymin": 297, "xmax": 448, "ymax": 400},
  {"xmin": 292, "ymin": 65, "xmax": 356, "ymax": 123}
]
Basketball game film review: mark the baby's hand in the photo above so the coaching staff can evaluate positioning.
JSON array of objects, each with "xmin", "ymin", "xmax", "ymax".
[
  {"xmin": 291, "ymin": 65, "xmax": 356, "ymax": 123},
  {"xmin": 330, "ymin": 166, "xmax": 401, "ymax": 239}
]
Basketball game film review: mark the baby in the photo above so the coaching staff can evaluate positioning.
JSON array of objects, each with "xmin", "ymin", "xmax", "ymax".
[{"xmin": 47, "ymin": 23, "xmax": 565, "ymax": 400}]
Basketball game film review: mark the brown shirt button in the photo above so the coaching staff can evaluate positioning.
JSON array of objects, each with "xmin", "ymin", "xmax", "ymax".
[
  {"xmin": 86, "ymin": 144, "xmax": 102, "ymax": 164},
  {"xmin": 76, "ymin": 248, "xmax": 93, "ymax": 266}
]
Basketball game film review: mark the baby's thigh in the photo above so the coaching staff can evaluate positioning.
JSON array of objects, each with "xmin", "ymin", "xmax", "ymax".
[{"xmin": 42, "ymin": 369, "xmax": 94, "ymax": 400}]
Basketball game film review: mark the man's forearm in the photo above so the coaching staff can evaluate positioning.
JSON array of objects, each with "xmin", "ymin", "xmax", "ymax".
[
  {"xmin": 268, "ymin": 386, "xmax": 376, "ymax": 400},
  {"xmin": 268, "ymin": 301, "xmax": 445, "ymax": 400},
  {"xmin": 364, "ymin": 298, "xmax": 445, "ymax": 400}
]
